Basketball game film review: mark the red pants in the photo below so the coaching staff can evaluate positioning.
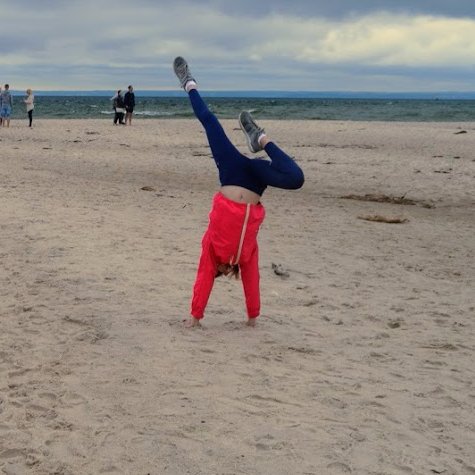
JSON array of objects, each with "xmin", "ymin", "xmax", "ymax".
[{"xmin": 191, "ymin": 192, "xmax": 266, "ymax": 319}]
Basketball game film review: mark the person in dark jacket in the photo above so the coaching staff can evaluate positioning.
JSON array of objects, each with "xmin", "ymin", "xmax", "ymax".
[
  {"xmin": 124, "ymin": 85, "xmax": 136, "ymax": 126},
  {"xmin": 112, "ymin": 90, "xmax": 126, "ymax": 125}
]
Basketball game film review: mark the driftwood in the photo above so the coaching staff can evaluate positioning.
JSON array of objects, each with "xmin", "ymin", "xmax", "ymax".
[
  {"xmin": 341, "ymin": 193, "xmax": 416, "ymax": 205},
  {"xmin": 358, "ymin": 215, "xmax": 408, "ymax": 224}
]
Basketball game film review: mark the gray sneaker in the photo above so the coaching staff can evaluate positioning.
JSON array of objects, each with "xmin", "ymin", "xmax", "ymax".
[
  {"xmin": 239, "ymin": 111, "xmax": 265, "ymax": 153},
  {"xmin": 173, "ymin": 56, "xmax": 196, "ymax": 89}
]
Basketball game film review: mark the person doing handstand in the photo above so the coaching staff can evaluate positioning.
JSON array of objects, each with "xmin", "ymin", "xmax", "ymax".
[{"xmin": 173, "ymin": 57, "xmax": 304, "ymax": 328}]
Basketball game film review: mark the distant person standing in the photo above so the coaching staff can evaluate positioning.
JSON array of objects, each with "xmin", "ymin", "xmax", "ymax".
[
  {"xmin": 0, "ymin": 85, "xmax": 2, "ymax": 126},
  {"xmin": 24, "ymin": 89, "xmax": 34, "ymax": 127},
  {"xmin": 112, "ymin": 90, "xmax": 126, "ymax": 125},
  {"xmin": 1, "ymin": 84, "xmax": 13, "ymax": 127},
  {"xmin": 124, "ymin": 85, "xmax": 135, "ymax": 126}
]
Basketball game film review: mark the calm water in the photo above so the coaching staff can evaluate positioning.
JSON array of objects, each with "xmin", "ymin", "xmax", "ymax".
[{"xmin": 7, "ymin": 95, "xmax": 475, "ymax": 122}]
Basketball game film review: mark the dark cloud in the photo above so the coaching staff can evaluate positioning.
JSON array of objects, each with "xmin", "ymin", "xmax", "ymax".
[
  {"xmin": 141, "ymin": 0, "xmax": 475, "ymax": 19},
  {"xmin": 3, "ymin": 0, "xmax": 474, "ymax": 91},
  {"xmin": 284, "ymin": 0, "xmax": 475, "ymax": 19},
  {"xmin": 0, "ymin": 36, "xmax": 45, "ymax": 54},
  {"xmin": 10, "ymin": 0, "xmax": 65, "ymax": 8},
  {"xmin": 10, "ymin": 0, "xmax": 475, "ymax": 19}
]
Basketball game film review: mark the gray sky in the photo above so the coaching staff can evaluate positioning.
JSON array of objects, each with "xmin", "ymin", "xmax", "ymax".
[{"xmin": 1, "ymin": 0, "xmax": 475, "ymax": 91}]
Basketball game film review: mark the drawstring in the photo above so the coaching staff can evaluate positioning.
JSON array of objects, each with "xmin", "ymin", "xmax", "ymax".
[{"xmin": 230, "ymin": 203, "xmax": 250, "ymax": 266}]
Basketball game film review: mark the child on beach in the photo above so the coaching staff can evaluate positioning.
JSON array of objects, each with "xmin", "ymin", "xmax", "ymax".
[{"xmin": 173, "ymin": 57, "xmax": 304, "ymax": 327}]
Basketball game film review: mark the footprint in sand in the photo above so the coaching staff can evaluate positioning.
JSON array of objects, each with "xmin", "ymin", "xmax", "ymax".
[{"xmin": 326, "ymin": 461, "xmax": 352, "ymax": 473}]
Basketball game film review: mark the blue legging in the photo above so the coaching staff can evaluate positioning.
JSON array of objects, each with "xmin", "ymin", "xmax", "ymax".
[{"xmin": 188, "ymin": 89, "xmax": 304, "ymax": 190}]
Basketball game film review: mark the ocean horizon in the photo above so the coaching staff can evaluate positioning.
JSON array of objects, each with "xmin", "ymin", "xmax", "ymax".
[
  {"xmin": 8, "ymin": 90, "xmax": 475, "ymax": 100},
  {"xmin": 5, "ymin": 91, "xmax": 475, "ymax": 122}
]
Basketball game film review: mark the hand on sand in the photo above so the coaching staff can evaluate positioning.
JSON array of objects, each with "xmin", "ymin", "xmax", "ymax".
[{"xmin": 185, "ymin": 317, "xmax": 201, "ymax": 328}]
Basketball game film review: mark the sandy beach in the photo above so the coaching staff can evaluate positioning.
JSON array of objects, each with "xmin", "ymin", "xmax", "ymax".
[{"xmin": 0, "ymin": 118, "xmax": 474, "ymax": 474}]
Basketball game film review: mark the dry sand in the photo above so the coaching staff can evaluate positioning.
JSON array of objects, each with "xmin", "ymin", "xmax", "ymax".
[{"xmin": 0, "ymin": 118, "xmax": 474, "ymax": 475}]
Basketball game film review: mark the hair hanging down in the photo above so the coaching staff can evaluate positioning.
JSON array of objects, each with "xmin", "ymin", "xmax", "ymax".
[{"xmin": 215, "ymin": 263, "xmax": 240, "ymax": 279}]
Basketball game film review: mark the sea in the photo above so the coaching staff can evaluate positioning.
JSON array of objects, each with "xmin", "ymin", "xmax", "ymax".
[{"xmin": 7, "ymin": 91, "xmax": 475, "ymax": 122}]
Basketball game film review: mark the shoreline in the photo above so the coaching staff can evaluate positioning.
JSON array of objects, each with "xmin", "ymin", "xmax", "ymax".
[{"xmin": 5, "ymin": 116, "xmax": 475, "ymax": 121}]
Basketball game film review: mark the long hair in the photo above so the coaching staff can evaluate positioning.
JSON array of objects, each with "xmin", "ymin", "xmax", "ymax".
[{"xmin": 215, "ymin": 264, "xmax": 240, "ymax": 279}]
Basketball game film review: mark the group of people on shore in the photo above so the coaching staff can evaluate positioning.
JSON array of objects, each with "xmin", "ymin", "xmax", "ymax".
[
  {"xmin": 0, "ymin": 83, "xmax": 137, "ymax": 128},
  {"xmin": 0, "ymin": 84, "xmax": 34, "ymax": 128},
  {"xmin": 112, "ymin": 85, "xmax": 135, "ymax": 125}
]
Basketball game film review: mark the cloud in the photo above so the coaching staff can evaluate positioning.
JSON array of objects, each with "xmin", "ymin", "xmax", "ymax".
[
  {"xmin": 1, "ymin": 1, "xmax": 474, "ymax": 90},
  {"xmin": 317, "ymin": 15, "xmax": 475, "ymax": 67},
  {"xmin": 197, "ymin": 13, "xmax": 475, "ymax": 68}
]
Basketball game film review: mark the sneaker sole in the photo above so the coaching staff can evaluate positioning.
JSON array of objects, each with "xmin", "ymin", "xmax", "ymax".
[
  {"xmin": 239, "ymin": 112, "xmax": 259, "ymax": 153},
  {"xmin": 173, "ymin": 57, "xmax": 193, "ymax": 87}
]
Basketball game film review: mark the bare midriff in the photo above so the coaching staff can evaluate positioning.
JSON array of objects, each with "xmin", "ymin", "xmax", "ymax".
[{"xmin": 220, "ymin": 185, "xmax": 261, "ymax": 205}]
